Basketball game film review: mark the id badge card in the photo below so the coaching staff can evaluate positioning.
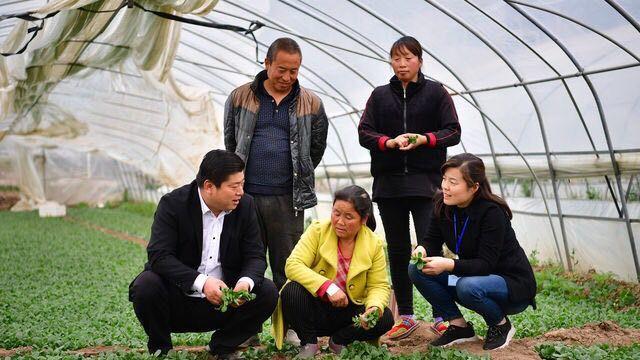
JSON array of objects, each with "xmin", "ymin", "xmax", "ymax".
[{"xmin": 447, "ymin": 275, "xmax": 460, "ymax": 286}]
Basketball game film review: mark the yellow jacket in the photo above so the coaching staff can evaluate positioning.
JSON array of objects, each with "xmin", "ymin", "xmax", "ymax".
[{"xmin": 272, "ymin": 219, "xmax": 390, "ymax": 349}]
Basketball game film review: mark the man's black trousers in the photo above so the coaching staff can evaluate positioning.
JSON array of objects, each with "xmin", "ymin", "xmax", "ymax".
[{"xmin": 129, "ymin": 271, "xmax": 278, "ymax": 355}]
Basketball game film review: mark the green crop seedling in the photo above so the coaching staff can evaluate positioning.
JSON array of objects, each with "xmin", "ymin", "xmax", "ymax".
[
  {"xmin": 411, "ymin": 251, "xmax": 427, "ymax": 269},
  {"xmin": 216, "ymin": 288, "xmax": 256, "ymax": 312},
  {"xmin": 352, "ymin": 309, "xmax": 380, "ymax": 329}
]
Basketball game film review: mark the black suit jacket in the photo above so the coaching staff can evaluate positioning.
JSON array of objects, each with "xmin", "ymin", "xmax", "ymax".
[
  {"xmin": 419, "ymin": 198, "xmax": 537, "ymax": 306},
  {"xmin": 143, "ymin": 180, "xmax": 266, "ymax": 293}
]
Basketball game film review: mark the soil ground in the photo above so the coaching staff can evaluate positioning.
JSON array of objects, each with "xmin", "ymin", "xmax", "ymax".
[
  {"xmin": 2, "ymin": 321, "xmax": 638, "ymax": 358},
  {"xmin": 382, "ymin": 320, "xmax": 640, "ymax": 359},
  {"xmin": 0, "ymin": 191, "xmax": 19, "ymax": 211}
]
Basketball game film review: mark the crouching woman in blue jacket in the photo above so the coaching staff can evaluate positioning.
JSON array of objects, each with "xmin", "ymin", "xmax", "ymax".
[{"xmin": 409, "ymin": 153, "xmax": 536, "ymax": 351}]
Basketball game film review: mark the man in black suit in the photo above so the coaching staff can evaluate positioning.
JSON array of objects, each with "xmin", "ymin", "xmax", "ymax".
[{"xmin": 129, "ymin": 150, "xmax": 278, "ymax": 359}]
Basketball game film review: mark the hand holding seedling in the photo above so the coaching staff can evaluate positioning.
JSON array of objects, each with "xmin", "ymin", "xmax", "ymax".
[
  {"xmin": 231, "ymin": 281, "xmax": 251, "ymax": 307},
  {"xmin": 411, "ymin": 245, "xmax": 428, "ymax": 269},
  {"xmin": 216, "ymin": 288, "xmax": 256, "ymax": 312},
  {"xmin": 353, "ymin": 307, "xmax": 380, "ymax": 330},
  {"xmin": 203, "ymin": 278, "xmax": 228, "ymax": 305},
  {"xmin": 385, "ymin": 134, "xmax": 410, "ymax": 149},
  {"xmin": 398, "ymin": 133, "xmax": 424, "ymax": 150},
  {"xmin": 421, "ymin": 256, "xmax": 455, "ymax": 276}
]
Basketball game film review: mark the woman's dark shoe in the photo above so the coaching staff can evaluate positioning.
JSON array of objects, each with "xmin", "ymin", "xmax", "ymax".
[
  {"xmin": 430, "ymin": 321, "xmax": 477, "ymax": 347},
  {"xmin": 483, "ymin": 318, "xmax": 515, "ymax": 350}
]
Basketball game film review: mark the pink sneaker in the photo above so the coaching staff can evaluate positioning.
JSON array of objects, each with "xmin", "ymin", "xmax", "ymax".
[{"xmin": 431, "ymin": 319, "xmax": 449, "ymax": 336}]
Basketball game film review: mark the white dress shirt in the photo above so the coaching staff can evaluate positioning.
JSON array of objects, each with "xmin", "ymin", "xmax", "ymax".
[{"xmin": 190, "ymin": 188, "xmax": 254, "ymax": 297}]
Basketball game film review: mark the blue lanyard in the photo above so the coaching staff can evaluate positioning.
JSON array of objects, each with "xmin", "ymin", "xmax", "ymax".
[{"xmin": 453, "ymin": 211, "xmax": 470, "ymax": 254}]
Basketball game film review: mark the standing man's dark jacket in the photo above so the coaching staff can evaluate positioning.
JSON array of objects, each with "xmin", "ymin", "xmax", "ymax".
[
  {"xmin": 224, "ymin": 70, "xmax": 328, "ymax": 211},
  {"xmin": 358, "ymin": 73, "xmax": 461, "ymax": 196},
  {"xmin": 143, "ymin": 181, "xmax": 267, "ymax": 292},
  {"xmin": 419, "ymin": 198, "xmax": 537, "ymax": 306}
]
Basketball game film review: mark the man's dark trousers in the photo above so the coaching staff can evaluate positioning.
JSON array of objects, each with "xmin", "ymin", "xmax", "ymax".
[
  {"xmin": 129, "ymin": 270, "xmax": 278, "ymax": 355},
  {"xmin": 252, "ymin": 193, "xmax": 304, "ymax": 290}
]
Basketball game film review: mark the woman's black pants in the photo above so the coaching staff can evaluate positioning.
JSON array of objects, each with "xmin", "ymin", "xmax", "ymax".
[
  {"xmin": 377, "ymin": 197, "xmax": 433, "ymax": 316},
  {"xmin": 280, "ymin": 281, "xmax": 394, "ymax": 346}
]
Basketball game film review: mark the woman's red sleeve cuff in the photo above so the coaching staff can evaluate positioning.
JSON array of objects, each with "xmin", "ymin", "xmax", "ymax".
[
  {"xmin": 426, "ymin": 133, "xmax": 437, "ymax": 148},
  {"xmin": 378, "ymin": 136, "xmax": 390, "ymax": 151},
  {"xmin": 316, "ymin": 280, "xmax": 333, "ymax": 298}
]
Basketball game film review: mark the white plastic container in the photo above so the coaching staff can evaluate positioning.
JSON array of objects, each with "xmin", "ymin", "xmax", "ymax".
[{"xmin": 38, "ymin": 201, "xmax": 66, "ymax": 218}]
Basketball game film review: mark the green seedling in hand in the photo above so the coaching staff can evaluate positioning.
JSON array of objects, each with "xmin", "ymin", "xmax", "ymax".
[
  {"xmin": 216, "ymin": 288, "xmax": 256, "ymax": 312},
  {"xmin": 408, "ymin": 135, "xmax": 418, "ymax": 144},
  {"xmin": 410, "ymin": 251, "xmax": 427, "ymax": 270},
  {"xmin": 353, "ymin": 309, "xmax": 380, "ymax": 329}
]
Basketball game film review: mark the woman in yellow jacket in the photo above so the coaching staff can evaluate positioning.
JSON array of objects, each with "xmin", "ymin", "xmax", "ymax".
[{"xmin": 272, "ymin": 185, "xmax": 393, "ymax": 358}]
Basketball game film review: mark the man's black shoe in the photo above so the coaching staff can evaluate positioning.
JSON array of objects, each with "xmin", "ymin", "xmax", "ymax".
[
  {"xmin": 237, "ymin": 334, "xmax": 260, "ymax": 348},
  {"xmin": 206, "ymin": 345, "xmax": 244, "ymax": 360},
  {"xmin": 430, "ymin": 321, "xmax": 477, "ymax": 347},
  {"xmin": 149, "ymin": 348, "xmax": 170, "ymax": 357},
  {"xmin": 208, "ymin": 353, "xmax": 244, "ymax": 360},
  {"xmin": 483, "ymin": 317, "xmax": 515, "ymax": 350}
]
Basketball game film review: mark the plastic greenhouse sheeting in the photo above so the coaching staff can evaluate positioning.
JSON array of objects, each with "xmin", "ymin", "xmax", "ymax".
[
  {"xmin": 1, "ymin": 0, "xmax": 221, "ymax": 205},
  {"xmin": 0, "ymin": 0, "xmax": 639, "ymax": 281}
]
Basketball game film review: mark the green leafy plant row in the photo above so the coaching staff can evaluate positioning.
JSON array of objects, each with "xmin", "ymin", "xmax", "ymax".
[
  {"xmin": 337, "ymin": 341, "xmax": 486, "ymax": 360},
  {"xmin": 2, "ymin": 209, "xmax": 639, "ymax": 359},
  {"xmin": 536, "ymin": 342, "xmax": 640, "ymax": 360}
]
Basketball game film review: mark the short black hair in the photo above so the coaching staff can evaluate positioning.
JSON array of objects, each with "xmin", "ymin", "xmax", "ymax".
[
  {"xmin": 266, "ymin": 37, "xmax": 302, "ymax": 63},
  {"xmin": 196, "ymin": 150, "xmax": 245, "ymax": 188},
  {"xmin": 390, "ymin": 36, "xmax": 423, "ymax": 61}
]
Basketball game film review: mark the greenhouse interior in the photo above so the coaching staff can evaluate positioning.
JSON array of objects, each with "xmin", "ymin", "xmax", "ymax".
[{"xmin": 1, "ymin": 1, "xmax": 639, "ymax": 359}]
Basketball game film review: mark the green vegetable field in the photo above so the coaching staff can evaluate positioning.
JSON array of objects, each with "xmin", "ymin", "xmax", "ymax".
[{"xmin": 1, "ymin": 203, "xmax": 639, "ymax": 359}]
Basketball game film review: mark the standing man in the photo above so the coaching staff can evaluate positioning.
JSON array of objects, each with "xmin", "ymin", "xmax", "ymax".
[
  {"xmin": 224, "ymin": 37, "xmax": 329, "ymax": 290},
  {"xmin": 129, "ymin": 150, "xmax": 278, "ymax": 360}
]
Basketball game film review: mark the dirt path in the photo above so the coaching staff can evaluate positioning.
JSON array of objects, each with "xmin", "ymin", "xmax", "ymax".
[
  {"xmin": 0, "ymin": 347, "xmax": 32, "ymax": 357},
  {"xmin": 2, "ymin": 321, "xmax": 638, "ymax": 358},
  {"xmin": 384, "ymin": 320, "xmax": 640, "ymax": 359},
  {"xmin": 70, "ymin": 345, "xmax": 207, "ymax": 356},
  {"xmin": 64, "ymin": 216, "xmax": 148, "ymax": 247},
  {"xmin": 0, "ymin": 345, "xmax": 206, "ymax": 357}
]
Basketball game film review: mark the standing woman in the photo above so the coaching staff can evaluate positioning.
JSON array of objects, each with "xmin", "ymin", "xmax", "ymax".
[
  {"xmin": 358, "ymin": 36, "xmax": 461, "ymax": 339},
  {"xmin": 272, "ymin": 185, "xmax": 393, "ymax": 358},
  {"xmin": 409, "ymin": 153, "xmax": 536, "ymax": 350}
]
